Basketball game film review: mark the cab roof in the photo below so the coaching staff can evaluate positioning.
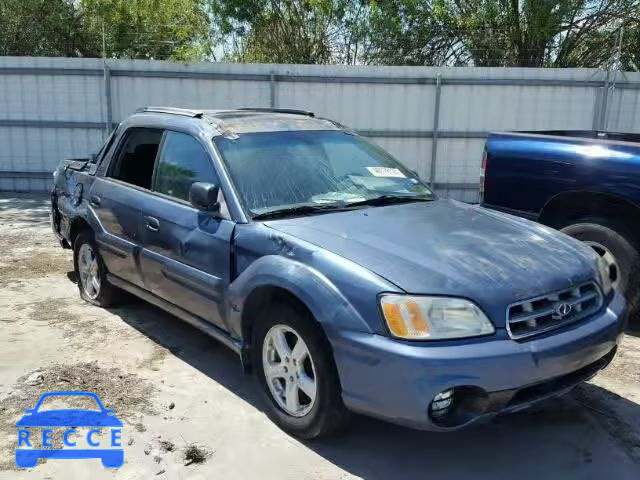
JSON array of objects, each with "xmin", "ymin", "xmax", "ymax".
[{"xmin": 134, "ymin": 106, "xmax": 343, "ymax": 135}]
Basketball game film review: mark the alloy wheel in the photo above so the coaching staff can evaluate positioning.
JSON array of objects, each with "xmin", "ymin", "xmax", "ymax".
[
  {"xmin": 78, "ymin": 243, "xmax": 101, "ymax": 300},
  {"xmin": 262, "ymin": 324, "xmax": 317, "ymax": 417}
]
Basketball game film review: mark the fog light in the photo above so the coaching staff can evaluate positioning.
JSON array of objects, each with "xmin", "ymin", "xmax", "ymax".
[{"xmin": 430, "ymin": 388, "xmax": 454, "ymax": 417}]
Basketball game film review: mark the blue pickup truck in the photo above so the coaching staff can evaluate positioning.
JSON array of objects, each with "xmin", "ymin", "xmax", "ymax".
[
  {"xmin": 51, "ymin": 108, "xmax": 626, "ymax": 438},
  {"xmin": 481, "ymin": 130, "xmax": 640, "ymax": 322}
]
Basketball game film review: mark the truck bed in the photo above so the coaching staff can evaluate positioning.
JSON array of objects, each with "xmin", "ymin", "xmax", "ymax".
[
  {"xmin": 512, "ymin": 130, "xmax": 640, "ymax": 144},
  {"xmin": 481, "ymin": 130, "xmax": 640, "ymax": 219}
]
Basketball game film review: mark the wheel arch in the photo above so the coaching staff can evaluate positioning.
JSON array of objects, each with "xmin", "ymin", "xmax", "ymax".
[
  {"xmin": 228, "ymin": 256, "xmax": 373, "ymax": 368},
  {"xmin": 68, "ymin": 216, "xmax": 93, "ymax": 247},
  {"xmin": 240, "ymin": 285, "xmax": 313, "ymax": 349},
  {"xmin": 539, "ymin": 190, "xmax": 640, "ymax": 231}
]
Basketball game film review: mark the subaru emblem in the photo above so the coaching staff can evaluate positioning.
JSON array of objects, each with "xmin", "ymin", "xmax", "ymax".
[{"xmin": 553, "ymin": 302, "xmax": 573, "ymax": 319}]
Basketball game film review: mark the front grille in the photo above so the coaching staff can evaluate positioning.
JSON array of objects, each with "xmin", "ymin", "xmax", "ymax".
[{"xmin": 507, "ymin": 282, "xmax": 603, "ymax": 340}]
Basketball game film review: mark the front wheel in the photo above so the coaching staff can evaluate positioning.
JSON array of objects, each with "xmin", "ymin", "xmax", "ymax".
[{"xmin": 252, "ymin": 302, "xmax": 348, "ymax": 439}]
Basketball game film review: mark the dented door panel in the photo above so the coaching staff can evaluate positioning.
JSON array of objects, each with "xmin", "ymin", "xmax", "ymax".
[{"xmin": 138, "ymin": 193, "xmax": 233, "ymax": 330}]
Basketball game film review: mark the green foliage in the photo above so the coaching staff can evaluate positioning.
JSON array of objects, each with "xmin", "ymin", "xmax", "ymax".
[
  {"xmin": 208, "ymin": 0, "xmax": 369, "ymax": 64},
  {"xmin": 79, "ymin": 0, "xmax": 211, "ymax": 60},
  {"xmin": 0, "ymin": 0, "xmax": 81, "ymax": 56},
  {"xmin": 1, "ymin": 0, "xmax": 639, "ymax": 69},
  {"xmin": 366, "ymin": 0, "xmax": 640, "ymax": 68},
  {"xmin": 0, "ymin": 0, "xmax": 210, "ymax": 60},
  {"xmin": 621, "ymin": 23, "xmax": 640, "ymax": 70},
  {"xmin": 365, "ymin": 0, "xmax": 457, "ymax": 66}
]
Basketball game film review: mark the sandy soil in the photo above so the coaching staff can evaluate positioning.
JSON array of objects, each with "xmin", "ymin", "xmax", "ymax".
[{"xmin": 0, "ymin": 193, "xmax": 639, "ymax": 479}]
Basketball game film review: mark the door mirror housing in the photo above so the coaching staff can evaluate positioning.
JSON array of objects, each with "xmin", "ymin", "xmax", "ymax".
[{"xmin": 189, "ymin": 182, "xmax": 220, "ymax": 212}]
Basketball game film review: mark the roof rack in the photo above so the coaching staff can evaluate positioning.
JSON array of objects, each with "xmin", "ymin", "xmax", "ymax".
[
  {"xmin": 236, "ymin": 108, "xmax": 315, "ymax": 118},
  {"xmin": 136, "ymin": 106, "xmax": 204, "ymax": 118}
]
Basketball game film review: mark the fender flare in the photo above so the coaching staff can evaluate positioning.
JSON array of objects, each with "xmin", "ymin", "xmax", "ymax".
[{"xmin": 227, "ymin": 255, "xmax": 373, "ymax": 341}]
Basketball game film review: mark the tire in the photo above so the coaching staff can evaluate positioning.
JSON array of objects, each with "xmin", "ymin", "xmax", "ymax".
[
  {"xmin": 252, "ymin": 302, "xmax": 348, "ymax": 439},
  {"xmin": 73, "ymin": 230, "xmax": 121, "ymax": 307},
  {"xmin": 561, "ymin": 218, "xmax": 640, "ymax": 323}
]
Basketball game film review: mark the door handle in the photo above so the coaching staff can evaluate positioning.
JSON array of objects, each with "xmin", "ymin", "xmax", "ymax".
[
  {"xmin": 144, "ymin": 216, "xmax": 160, "ymax": 232},
  {"xmin": 90, "ymin": 195, "xmax": 101, "ymax": 207}
]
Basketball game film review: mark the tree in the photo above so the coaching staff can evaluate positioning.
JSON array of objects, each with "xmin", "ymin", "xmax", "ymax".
[
  {"xmin": 0, "ymin": 0, "xmax": 211, "ymax": 60},
  {"xmin": 621, "ymin": 21, "xmax": 640, "ymax": 71},
  {"xmin": 79, "ymin": 0, "xmax": 211, "ymax": 60},
  {"xmin": 365, "ymin": 0, "xmax": 640, "ymax": 68},
  {"xmin": 208, "ymin": 0, "xmax": 369, "ymax": 64},
  {"xmin": 1, "ymin": 0, "xmax": 639, "ymax": 69},
  {"xmin": 0, "ymin": 0, "xmax": 82, "ymax": 56},
  {"xmin": 364, "ymin": 0, "xmax": 459, "ymax": 66}
]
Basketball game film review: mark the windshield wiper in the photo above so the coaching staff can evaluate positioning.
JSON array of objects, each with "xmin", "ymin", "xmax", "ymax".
[
  {"xmin": 252, "ymin": 195, "xmax": 434, "ymax": 220},
  {"xmin": 252, "ymin": 203, "xmax": 352, "ymax": 220},
  {"xmin": 344, "ymin": 194, "xmax": 434, "ymax": 208}
]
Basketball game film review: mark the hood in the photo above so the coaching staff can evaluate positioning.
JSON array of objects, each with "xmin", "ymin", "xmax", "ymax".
[{"xmin": 265, "ymin": 199, "xmax": 598, "ymax": 326}]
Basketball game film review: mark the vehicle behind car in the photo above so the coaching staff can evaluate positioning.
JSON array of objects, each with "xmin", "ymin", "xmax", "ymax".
[
  {"xmin": 481, "ymin": 130, "xmax": 640, "ymax": 322},
  {"xmin": 51, "ymin": 109, "xmax": 626, "ymax": 438}
]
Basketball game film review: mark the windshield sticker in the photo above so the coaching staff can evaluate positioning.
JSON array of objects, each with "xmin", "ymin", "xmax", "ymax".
[
  {"xmin": 348, "ymin": 175, "xmax": 413, "ymax": 193},
  {"xmin": 366, "ymin": 167, "xmax": 406, "ymax": 178}
]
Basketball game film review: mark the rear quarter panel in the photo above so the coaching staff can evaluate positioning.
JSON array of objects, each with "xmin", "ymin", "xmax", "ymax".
[
  {"xmin": 483, "ymin": 133, "xmax": 640, "ymax": 216},
  {"xmin": 52, "ymin": 164, "xmax": 98, "ymax": 243}
]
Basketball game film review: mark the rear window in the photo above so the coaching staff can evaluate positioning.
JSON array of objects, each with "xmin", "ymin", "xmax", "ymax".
[{"xmin": 108, "ymin": 128, "xmax": 163, "ymax": 189}]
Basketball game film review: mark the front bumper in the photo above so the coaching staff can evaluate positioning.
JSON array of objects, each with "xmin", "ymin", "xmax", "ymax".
[{"xmin": 328, "ymin": 291, "xmax": 626, "ymax": 431}]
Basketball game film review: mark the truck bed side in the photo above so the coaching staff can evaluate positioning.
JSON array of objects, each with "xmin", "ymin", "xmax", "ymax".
[
  {"xmin": 50, "ymin": 158, "xmax": 99, "ymax": 248},
  {"xmin": 482, "ymin": 132, "xmax": 640, "ymax": 220}
]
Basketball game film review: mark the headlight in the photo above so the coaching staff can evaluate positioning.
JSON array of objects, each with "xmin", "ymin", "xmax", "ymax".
[
  {"xmin": 380, "ymin": 295, "xmax": 495, "ymax": 340},
  {"xmin": 596, "ymin": 255, "xmax": 613, "ymax": 296}
]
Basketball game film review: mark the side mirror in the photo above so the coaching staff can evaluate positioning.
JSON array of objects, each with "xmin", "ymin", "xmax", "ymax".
[{"xmin": 189, "ymin": 182, "xmax": 220, "ymax": 212}]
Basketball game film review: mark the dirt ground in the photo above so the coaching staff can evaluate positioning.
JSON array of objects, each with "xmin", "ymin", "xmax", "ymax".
[{"xmin": 0, "ymin": 193, "xmax": 639, "ymax": 480}]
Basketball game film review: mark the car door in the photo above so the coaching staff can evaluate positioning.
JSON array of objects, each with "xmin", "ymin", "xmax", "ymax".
[
  {"xmin": 138, "ymin": 130, "xmax": 234, "ymax": 331},
  {"xmin": 89, "ymin": 127, "xmax": 164, "ymax": 288}
]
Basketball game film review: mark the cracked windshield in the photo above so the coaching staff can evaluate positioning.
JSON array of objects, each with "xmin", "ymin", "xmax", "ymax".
[{"xmin": 215, "ymin": 130, "xmax": 434, "ymax": 217}]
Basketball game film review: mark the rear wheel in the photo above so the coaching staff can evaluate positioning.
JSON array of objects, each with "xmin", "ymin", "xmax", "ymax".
[
  {"xmin": 73, "ymin": 230, "xmax": 121, "ymax": 307},
  {"xmin": 252, "ymin": 302, "xmax": 348, "ymax": 439},
  {"xmin": 561, "ymin": 218, "xmax": 640, "ymax": 324}
]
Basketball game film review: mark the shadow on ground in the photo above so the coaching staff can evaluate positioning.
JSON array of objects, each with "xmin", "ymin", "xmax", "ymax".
[
  {"xmin": 626, "ymin": 321, "xmax": 640, "ymax": 338},
  {"xmin": 0, "ymin": 192, "xmax": 50, "ymax": 225},
  {"xmin": 97, "ymin": 283, "xmax": 640, "ymax": 479}
]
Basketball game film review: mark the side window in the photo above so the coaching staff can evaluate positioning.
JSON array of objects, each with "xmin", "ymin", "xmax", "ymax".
[
  {"xmin": 108, "ymin": 128, "xmax": 163, "ymax": 189},
  {"xmin": 153, "ymin": 131, "xmax": 219, "ymax": 202}
]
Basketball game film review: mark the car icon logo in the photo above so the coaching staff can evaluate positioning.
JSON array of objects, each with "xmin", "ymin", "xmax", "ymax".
[
  {"xmin": 15, "ymin": 391, "xmax": 124, "ymax": 468},
  {"xmin": 553, "ymin": 302, "xmax": 573, "ymax": 319}
]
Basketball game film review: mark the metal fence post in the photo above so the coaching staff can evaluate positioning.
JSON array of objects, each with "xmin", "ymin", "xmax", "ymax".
[
  {"xmin": 269, "ymin": 72, "xmax": 277, "ymax": 108},
  {"xmin": 103, "ymin": 62, "xmax": 113, "ymax": 135},
  {"xmin": 429, "ymin": 74, "xmax": 442, "ymax": 188},
  {"xmin": 592, "ymin": 86, "xmax": 602, "ymax": 131},
  {"xmin": 598, "ymin": 69, "xmax": 610, "ymax": 131}
]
